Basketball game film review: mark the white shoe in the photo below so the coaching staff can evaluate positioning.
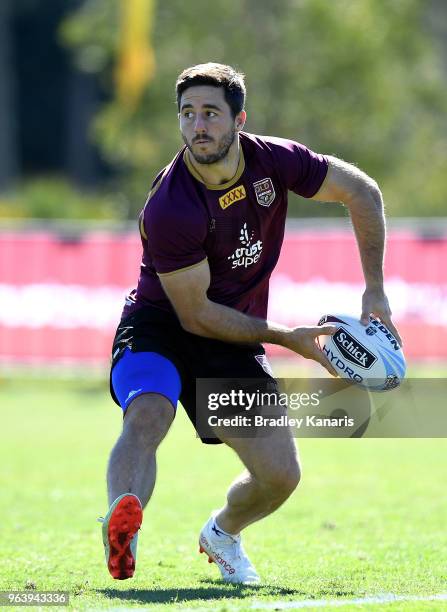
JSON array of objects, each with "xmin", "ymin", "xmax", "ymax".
[{"xmin": 199, "ymin": 515, "xmax": 260, "ymax": 584}]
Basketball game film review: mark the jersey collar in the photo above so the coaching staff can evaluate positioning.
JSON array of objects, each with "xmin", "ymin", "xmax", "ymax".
[{"xmin": 183, "ymin": 142, "xmax": 245, "ymax": 191}]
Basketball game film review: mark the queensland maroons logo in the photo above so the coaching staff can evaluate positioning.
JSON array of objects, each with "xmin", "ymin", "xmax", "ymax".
[{"xmin": 253, "ymin": 177, "xmax": 275, "ymax": 207}]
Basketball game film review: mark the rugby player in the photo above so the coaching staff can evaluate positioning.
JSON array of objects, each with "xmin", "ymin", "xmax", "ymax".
[{"xmin": 99, "ymin": 63, "xmax": 401, "ymax": 583}]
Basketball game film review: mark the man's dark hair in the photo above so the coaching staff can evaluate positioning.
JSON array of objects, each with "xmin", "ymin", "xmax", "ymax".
[{"xmin": 176, "ymin": 63, "xmax": 246, "ymax": 118}]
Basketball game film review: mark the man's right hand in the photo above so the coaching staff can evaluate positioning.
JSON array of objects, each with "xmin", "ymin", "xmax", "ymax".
[{"xmin": 282, "ymin": 325, "xmax": 338, "ymax": 376}]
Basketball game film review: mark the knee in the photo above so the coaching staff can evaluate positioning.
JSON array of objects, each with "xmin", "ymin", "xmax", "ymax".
[
  {"xmin": 123, "ymin": 393, "xmax": 174, "ymax": 445},
  {"xmin": 260, "ymin": 459, "xmax": 301, "ymax": 500}
]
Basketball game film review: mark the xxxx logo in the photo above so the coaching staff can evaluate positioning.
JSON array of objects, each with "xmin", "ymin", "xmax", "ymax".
[{"xmin": 219, "ymin": 185, "xmax": 246, "ymax": 210}]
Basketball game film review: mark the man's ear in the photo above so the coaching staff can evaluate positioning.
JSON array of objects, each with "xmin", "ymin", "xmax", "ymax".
[{"xmin": 235, "ymin": 110, "xmax": 247, "ymax": 131}]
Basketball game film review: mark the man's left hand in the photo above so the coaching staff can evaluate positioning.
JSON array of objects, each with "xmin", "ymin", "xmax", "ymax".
[{"xmin": 360, "ymin": 287, "xmax": 403, "ymax": 347}]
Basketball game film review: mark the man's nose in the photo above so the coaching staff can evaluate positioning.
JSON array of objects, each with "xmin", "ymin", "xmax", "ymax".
[{"xmin": 194, "ymin": 114, "xmax": 206, "ymax": 132}]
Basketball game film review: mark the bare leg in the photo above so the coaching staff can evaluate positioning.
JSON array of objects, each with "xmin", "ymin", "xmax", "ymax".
[
  {"xmin": 107, "ymin": 393, "xmax": 174, "ymax": 508},
  {"xmin": 214, "ymin": 421, "xmax": 301, "ymax": 535}
]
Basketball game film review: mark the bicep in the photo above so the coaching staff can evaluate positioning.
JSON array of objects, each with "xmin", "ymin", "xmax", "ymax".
[
  {"xmin": 158, "ymin": 258, "xmax": 210, "ymax": 329},
  {"xmin": 311, "ymin": 156, "xmax": 380, "ymax": 204}
]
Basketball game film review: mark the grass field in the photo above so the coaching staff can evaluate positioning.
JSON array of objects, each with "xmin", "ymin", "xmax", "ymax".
[{"xmin": 1, "ymin": 370, "xmax": 446, "ymax": 611}]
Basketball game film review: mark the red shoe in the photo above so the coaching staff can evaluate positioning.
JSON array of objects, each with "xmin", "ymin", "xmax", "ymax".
[{"xmin": 99, "ymin": 494, "xmax": 142, "ymax": 580}]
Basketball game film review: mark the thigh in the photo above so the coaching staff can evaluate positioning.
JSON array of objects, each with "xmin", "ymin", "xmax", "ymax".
[
  {"xmin": 215, "ymin": 405, "xmax": 300, "ymax": 481},
  {"xmin": 109, "ymin": 306, "xmax": 190, "ymax": 413},
  {"xmin": 182, "ymin": 341, "xmax": 279, "ymax": 445},
  {"xmin": 111, "ymin": 347, "xmax": 182, "ymax": 415}
]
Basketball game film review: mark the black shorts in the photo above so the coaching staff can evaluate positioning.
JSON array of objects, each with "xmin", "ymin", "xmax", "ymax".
[{"xmin": 110, "ymin": 305, "xmax": 278, "ymax": 444}]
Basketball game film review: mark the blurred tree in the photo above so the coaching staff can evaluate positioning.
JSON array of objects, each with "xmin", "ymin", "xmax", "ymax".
[
  {"xmin": 115, "ymin": 0, "xmax": 155, "ymax": 112},
  {"xmin": 61, "ymin": 0, "xmax": 447, "ymax": 218}
]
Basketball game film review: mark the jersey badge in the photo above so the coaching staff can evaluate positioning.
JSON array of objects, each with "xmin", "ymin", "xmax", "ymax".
[
  {"xmin": 219, "ymin": 185, "xmax": 246, "ymax": 210},
  {"xmin": 253, "ymin": 177, "xmax": 275, "ymax": 207}
]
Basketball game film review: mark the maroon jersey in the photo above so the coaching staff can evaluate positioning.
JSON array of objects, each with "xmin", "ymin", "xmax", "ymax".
[{"xmin": 122, "ymin": 132, "xmax": 328, "ymax": 319}]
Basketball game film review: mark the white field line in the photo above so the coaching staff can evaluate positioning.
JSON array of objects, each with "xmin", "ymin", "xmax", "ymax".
[
  {"xmin": 168, "ymin": 593, "xmax": 447, "ymax": 612},
  {"xmin": 250, "ymin": 592, "xmax": 447, "ymax": 609}
]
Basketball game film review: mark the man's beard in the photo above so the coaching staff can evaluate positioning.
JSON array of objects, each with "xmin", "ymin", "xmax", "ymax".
[{"xmin": 183, "ymin": 127, "xmax": 236, "ymax": 164}]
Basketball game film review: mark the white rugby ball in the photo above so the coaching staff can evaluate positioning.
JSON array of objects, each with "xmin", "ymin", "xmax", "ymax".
[{"xmin": 317, "ymin": 314, "xmax": 406, "ymax": 391}]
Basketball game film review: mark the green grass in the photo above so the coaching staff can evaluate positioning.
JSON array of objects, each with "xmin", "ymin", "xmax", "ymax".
[{"xmin": 1, "ymin": 375, "xmax": 446, "ymax": 611}]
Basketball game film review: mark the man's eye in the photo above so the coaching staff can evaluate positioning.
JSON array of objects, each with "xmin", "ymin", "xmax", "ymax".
[
  {"xmin": 207, "ymin": 111, "xmax": 217, "ymax": 117},
  {"xmin": 184, "ymin": 112, "xmax": 194, "ymax": 119}
]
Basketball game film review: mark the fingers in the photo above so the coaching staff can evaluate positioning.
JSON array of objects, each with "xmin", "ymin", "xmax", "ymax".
[
  {"xmin": 314, "ymin": 350, "xmax": 338, "ymax": 377},
  {"xmin": 361, "ymin": 290, "xmax": 402, "ymax": 345},
  {"xmin": 313, "ymin": 324, "xmax": 337, "ymax": 336},
  {"xmin": 360, "ymin": 311, "xmax": 370, "ymax": 326},
  {"xmin": 313, "ymin": 325, "xmax": 338, "ymax": 375},
  {"xmin": 309, "ymin": 341, "xmax": 338, "ymax": 377},
  {"xmin": 361, "ymin": 310, "xmax": 403, "ymax": 348},
  {"xmin": 378, "ymin": 315, "xmax": 403, "ymax": 347}
]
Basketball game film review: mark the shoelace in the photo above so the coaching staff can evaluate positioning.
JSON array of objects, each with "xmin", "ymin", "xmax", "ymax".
[
  {"xmin": 218, "ymin": 535, "xmax": 250, "ymax": 566},
  {"xmin": 212, "ymin": 533, "xmax": 239, "ymax": 554},
  {"xmin": 235, "ymin": 540, "xmax": 253, "ymax": 567},
  {"xmin": 231, "ymin": 538, "xmax": 243, "ymax": 561}
]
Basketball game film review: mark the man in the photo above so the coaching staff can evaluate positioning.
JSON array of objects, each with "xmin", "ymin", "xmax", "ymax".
[{"xmin": 100, "ymin": 63, "xmax": 401, "ymax": 583}]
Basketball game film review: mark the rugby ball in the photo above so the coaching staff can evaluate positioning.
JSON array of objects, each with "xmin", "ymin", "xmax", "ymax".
[{"xmin": 317, "ymin": 314, "xmax": 406, "ymax": 391}]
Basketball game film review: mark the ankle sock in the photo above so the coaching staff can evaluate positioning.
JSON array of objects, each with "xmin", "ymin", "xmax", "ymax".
[{"xmin": 213, "ymin": 518, "xmax": 239, "ymax": 538}]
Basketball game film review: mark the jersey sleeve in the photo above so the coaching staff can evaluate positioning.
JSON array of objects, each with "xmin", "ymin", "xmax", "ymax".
[
  {"xmin": 269, "ymin": 137, "xmax": 328, "ymax": 198},
  {"xmin": 143, "ymin": 198, "xmax": 208, "ymax": 275}
]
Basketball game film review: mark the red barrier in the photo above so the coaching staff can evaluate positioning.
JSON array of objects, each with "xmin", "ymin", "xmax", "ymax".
[{"xmin": 1, "ymin": 228, "xmax": 446, "ymax": 364}]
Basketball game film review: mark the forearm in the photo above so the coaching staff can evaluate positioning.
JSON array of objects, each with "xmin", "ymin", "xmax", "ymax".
[
  {"xmin": 318, "ymin": 156, "xmax": 386, "ymax": 290},
  {"xmin": 182, "ymin": 299, "xmax": 293, "ymax": 347},
  {"xmin": 347, "ymin": 185, "xmax": 385, "ymax": 289}
]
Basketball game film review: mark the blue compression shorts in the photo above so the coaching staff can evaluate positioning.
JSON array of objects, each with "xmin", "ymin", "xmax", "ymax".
[{"xmin": 111, "ymin": 347, "xmax": 182, "ymax": 412}]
